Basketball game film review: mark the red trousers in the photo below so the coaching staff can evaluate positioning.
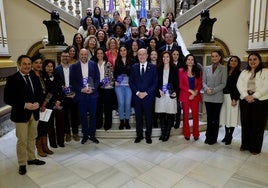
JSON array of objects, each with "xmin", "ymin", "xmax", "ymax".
[{"xmin": 181, "ymin": 98, "xmax": 200, "ymax": 138}]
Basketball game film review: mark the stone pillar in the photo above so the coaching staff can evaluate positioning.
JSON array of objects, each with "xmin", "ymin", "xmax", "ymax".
[
  {"xmin": 247, "ymin": 0, "xmax": 268, "ymax": 65},
  {"xmin": 39, "ymin": 45, "xmax": 67, "ymax": 66},
  {"xmin": 0, "ymin": 0, "xmax": 16, "ymax": 133}
]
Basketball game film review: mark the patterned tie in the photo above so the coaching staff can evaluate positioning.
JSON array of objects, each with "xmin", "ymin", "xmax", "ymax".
[
  {"xmin": 24, "ymin": 75, "xmax": 34, "ymax": 93},
  {"xmin": 141, "ymin": 64, "xmax": 145, "ymax": 75}
]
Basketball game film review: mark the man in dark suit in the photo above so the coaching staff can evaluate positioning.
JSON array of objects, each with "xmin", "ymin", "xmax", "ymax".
[
  {"xmin": 158, "ymin": 32, "xmax": 184, "ymax": 63},
  {"xmin": 54, "ymin": 50, "xmax": 80, "ymax": 142},
  {"xmin": 4, "ymin": 55, "xmax": 45, "ymax": 175},
  {"xmin": 129, "ymin": 48, "xmax": 158, "ymax": 144},
  {"xmin": 70, "ymin": 48, "xmax": 100, "ymax": 144}
]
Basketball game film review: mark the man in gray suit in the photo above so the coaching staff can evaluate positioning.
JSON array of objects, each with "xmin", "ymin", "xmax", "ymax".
[{"xmin": 203, "ymin": 50, "xmax": 227, "ymax": 145}]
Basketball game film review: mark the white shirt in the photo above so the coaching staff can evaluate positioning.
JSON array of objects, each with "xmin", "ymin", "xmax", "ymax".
[
  {"xmin": 140, "ymin": 62, "xmax": 148, "ymax": 75},
  {"xmin": 81, "ymin": 62, "xmax": 88, "ymax": 79},
  {"xmin": 166, "ymin": 44, "xmax": 173, "ymax": 51},
  {"xmin": 98, "ymin": 62, "xmax": 105, "ymax": 81},
  {"xmin": 63, "ymin": 66, "xmax": 70, "ymax": 87}
]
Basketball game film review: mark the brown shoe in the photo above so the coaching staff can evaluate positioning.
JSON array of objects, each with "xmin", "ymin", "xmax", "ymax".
[
  {"xmin": 65, "ymin": 134, "xmax": 72, "ymax": 142},
  {"xmin": 41, "ymin": 136, "xmax": 54, "ymax": 155},
  {"xmin": 73, "ymin": 134, "xmax": 80, "ymax": 142}
]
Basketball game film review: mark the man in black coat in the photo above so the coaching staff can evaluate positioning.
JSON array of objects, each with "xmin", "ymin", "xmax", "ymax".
[{"xmin": 4, "ymin": 55, "xmax": 45, "ymax": 175}]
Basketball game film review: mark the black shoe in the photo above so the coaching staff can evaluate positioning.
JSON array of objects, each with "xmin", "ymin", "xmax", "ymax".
[
  {"xmin": 184, "ymin": 137, "xmax": 190, "ymax": 141},
  {"xmin": 27, "ymin": 159, "xmax": 46, "ymax": 165},
  {"xmin": 81, "ymin": 136, "xmax": 88, "ymax": 144},
  {"xmin": 119, "ymin": 120, "xmax": 124, "ymax": 130},
  {"xmin": 159, "ymin": 135, "xmax": 163, "ymax": 140},
  {"xmin": 58, "ymin": 143, "xmax": 65, "ymax": 148},
  {"xmin": 134, "ymin": 137, "xmax": 144, "ymax": 143},
  {"xmin": 125, "ymin": 120, "xmax": 131, "ymax": 129},
  {"xmin": 194, "ymin": 137, "xmax": 199, "ymax": 141},
  {"xmin": 221, "ymin": 137, "xmax": 227, "ymax": 143},
  {"xmin": 225, "ymin": 137, "xmax": 233, "ymax": 145},
  {"xmin": 89, "ymin": 137, "xmax": 99, "ymax": 144},
  {"xmin": 146, "ymin": 137, "xmax": 152, "ymax": 144},
  {"xmin": 174, "ymin": 122, "xmax": 180, "ymax": 129},
  {"xmin": 19, "ymin": 165, "xmax": 26, "ymax": 175}
]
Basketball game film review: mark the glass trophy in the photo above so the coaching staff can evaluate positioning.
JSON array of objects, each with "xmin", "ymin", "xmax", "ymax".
[
  {"xmin": 117, "ymin": 74, "xmax": 129, "ymax": 86},
  {"xmin": 101, "ymin": 77, "xmax": 113, "ymax": 88},
  {"xmin": 83, "ymin": 77, "xmax": 94, "ymax": 89},
  {"xmin": 63, "ymin": 85, "xmax": 75, "ymax": 97},
  {"xmin": 161, "ymin": 83, "xmax": 169, "ymax": 95}
]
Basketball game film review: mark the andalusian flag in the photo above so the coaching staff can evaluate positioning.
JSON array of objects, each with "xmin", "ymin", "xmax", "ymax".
[{"xmin": 130, "ymin": 0, "xmax": 138, "ymax": 26}]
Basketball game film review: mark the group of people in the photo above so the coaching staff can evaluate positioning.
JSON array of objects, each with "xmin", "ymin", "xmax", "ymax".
[{"xmin": 4, "ymin": 8, "xmax": 268, "ymax": 175}]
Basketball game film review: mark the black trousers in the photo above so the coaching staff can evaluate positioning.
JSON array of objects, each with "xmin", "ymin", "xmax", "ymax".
[
  {"xmin": 62, "ymin": 97, "xmax": 80, "ymax": 135},
  {"xmin": 205, "ymin": 102, "xmax": 222, "ymax": 144},
  {"xmin": 240, "ymin": 99, "xmax": 268, "ymax": 153},
  {"xmin": 96, "ymin": 88, "xmax": 116, "ymax": 130}
]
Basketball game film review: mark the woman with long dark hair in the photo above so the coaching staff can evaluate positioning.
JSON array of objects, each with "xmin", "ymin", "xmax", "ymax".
[
  {"xmin": 220, "ymin": 56, "xmax": 241, "ymax": 145},
  {"xmin": 179, "ymin": 54, "xmax": 202, "ymax": 140},
  {"xmin": 155, "ymin": 51, "xmax": 178, "ymax": 141},
  {"xmin": 95, "ymin": 48, "xmax": 115, "ymax": 131},
  {"xmin": 237, "ymin": 52, "xmax": 268, "ymax": 154},
  {"xmin": 114, "ymin": 45, "xmax": 133, "ymax": 129}
]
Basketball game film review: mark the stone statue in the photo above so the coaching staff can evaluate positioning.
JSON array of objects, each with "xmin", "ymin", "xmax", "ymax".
[
  {"xmin": 43, "ymin": 10, "xmax": 66, "ymax": 46},
  {"xmin": 194, "ymin": 9, "xmax": 217, "ymax": 44}
]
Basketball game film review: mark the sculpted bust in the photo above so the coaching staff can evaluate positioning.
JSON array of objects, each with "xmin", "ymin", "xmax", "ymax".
[
  {"xmin": 194, "ymin": 9, "xmax": 217, "ymax": 44},
  {"xmin": 43, "ymin": 10, "xmax": 66, "ymax": 46}
]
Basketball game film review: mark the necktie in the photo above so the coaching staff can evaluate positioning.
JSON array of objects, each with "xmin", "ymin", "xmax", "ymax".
[
  {"xmin": 141, "ymin": 64, "xmax": 145, "ymax": 75},
  {"xmin": 24, "ymin": 75, "xmax": 33, "ymax": 93},
  {"xmin": 167, "ymin": 45, "xmax": 171, "ymax": 51}
]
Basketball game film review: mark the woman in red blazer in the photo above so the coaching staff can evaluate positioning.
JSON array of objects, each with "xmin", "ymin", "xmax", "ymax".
[{"xmin": 179, "ymin": 54, "xmax": 202, "ymax": 140}]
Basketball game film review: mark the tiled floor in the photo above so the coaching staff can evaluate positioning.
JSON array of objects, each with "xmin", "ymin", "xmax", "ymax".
[{"xmin": 0, "ymin": 126, "xmax": 268, "ymax": 188}]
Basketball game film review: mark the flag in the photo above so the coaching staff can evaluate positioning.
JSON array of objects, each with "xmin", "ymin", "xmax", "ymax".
[
  {"xmin": 130, "ymin": 0, "xmax": 138, "ymax": 26},
  {"xmin": 118, "ymin": 0, "xmax": 126, "ymax": 21},
  {"xmin": 108, "ymin": 0, "xmax": 114, "ymax": 13},
  {"xmin": 139, "ymin": 0, "xmax": 147, "ymax": 20}
]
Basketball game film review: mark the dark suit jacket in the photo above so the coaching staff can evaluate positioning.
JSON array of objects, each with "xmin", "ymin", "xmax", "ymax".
[
  {"xmin": 4, "ymin": 71, "xmax": 43, "ymax": 122},
  {"xmin": 70, "ymin": 60, "xmax": 100, "ymax": 101},
  {"xmin": 158, "ymin": 43, "xmax": 184, "ymax": 63},
  {"xmin": 54, "ymin": 64, "xmax": 71, "ymax": 87},
  {"xmin": 129, "ymin": 63, "xmax": 158, "ymax": 103},
  {"xmin": 156, "ymin": 65, "xmax": 178, "ymax": 98}
]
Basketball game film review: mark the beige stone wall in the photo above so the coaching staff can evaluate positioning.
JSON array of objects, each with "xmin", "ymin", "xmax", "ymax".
[
  {"xmin": 3, "ymin": 0, "xmax": 76, "ymax": 62},
  {"xmin": 179, "ymin": 0, "xmax": 251, "ymax": 59}
]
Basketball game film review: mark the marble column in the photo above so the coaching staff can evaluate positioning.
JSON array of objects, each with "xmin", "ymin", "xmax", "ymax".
[
  {"xmin": 0, "ymin": 0, "xmax": 16, "ymax": 130},
  {"xmin": 248, "ymin": 0, "xmax": 268, "ymax": 64}
]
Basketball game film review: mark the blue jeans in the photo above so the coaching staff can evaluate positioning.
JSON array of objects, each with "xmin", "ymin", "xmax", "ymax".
[
  {"xmin": 78, "ymin": 93, "xmax": 97, "ymax": 138},
  {"xmin": 115, "ymin": 85, "xmax": 132, "ymax": 120}
]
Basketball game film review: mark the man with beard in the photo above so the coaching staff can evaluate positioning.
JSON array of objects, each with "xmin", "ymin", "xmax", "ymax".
[
  {"xmin": 80, "ymin": 7, "xmax": 99, "ymax": 29},
  {"xmin": 125, "ymin": 27, "xmax": 147, "ymax": 49}
]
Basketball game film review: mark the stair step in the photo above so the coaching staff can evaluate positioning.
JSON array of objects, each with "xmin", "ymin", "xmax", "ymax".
[{"xmin": 95, "ymin": 121, "xmax": 207, "ymax": 139}]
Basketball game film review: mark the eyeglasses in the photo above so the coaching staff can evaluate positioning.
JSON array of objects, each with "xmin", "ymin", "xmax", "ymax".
[{"xmin": 61, "ymin": 55, "xmax": 70, "ymax": 58}]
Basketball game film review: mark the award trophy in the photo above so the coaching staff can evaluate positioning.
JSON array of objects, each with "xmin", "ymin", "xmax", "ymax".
[
  {"xmin": 87, "ymin": 76, "xmax": 95, "ymax": 89},
  {"xmin": 101, "ymin": 77, "xmax": 113, "ymax": 88},
  {"xmin": 161, "ymin": 83, "xmax": 169, "ymax": 95},
  {"xmin": 83, "ymin": 77, "xmax": 94, "ymax": 89},
  {"xmin": 117, "ymin": 74, "xmax": 129, "ymax": 86},
  {"xmin": 63, "ymin": 85, "xmax": 75, "ymax": 98}
]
